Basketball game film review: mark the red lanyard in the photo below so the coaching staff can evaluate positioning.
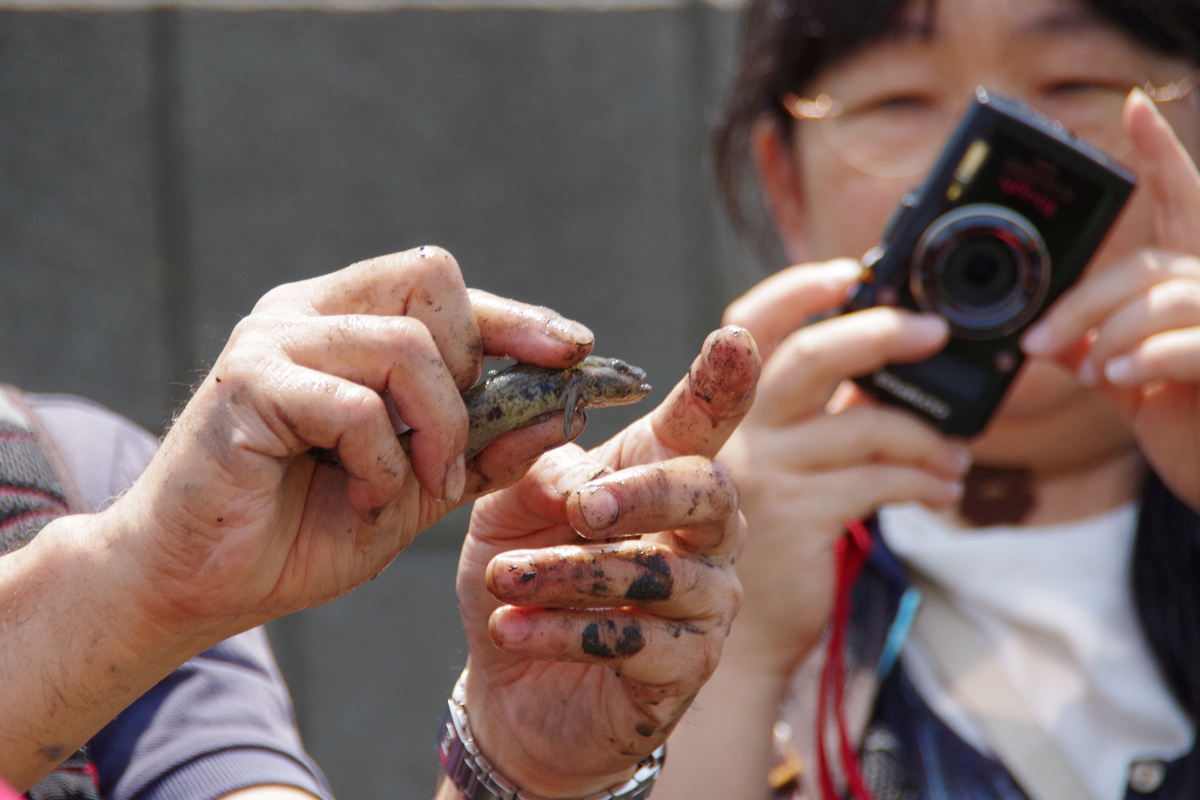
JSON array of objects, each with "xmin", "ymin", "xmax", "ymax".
[{"xmin": 815, "ymin": 520, "xmax": 875, "ymax": 800}]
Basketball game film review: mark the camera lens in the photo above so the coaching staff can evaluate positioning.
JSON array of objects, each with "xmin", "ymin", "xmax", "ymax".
[
  {"xmin": 940, "ymin": 237, "xmax": 1019, "ymax": 308},
  {"xmin": 911, "ymin": 204, "xmax": 1050, "ymax": 339}
]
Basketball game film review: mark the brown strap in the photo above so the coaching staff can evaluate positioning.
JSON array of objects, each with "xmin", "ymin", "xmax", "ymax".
[{"xmin": 910, "ymin": 578, "xmax": 1093, "ymax": 800}]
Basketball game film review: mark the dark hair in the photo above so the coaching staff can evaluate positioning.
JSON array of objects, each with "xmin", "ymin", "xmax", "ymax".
[
  {"xmin": 1135, "ymin": 469, "xmax": 1200, "ymax": 719},
  {"xmin": 714, "ymin": 0, "xmax": 1200, "ymax": 241},
  {"xmin": 714, "ymin": 0, "xmax": 1200, "ymax": 776},
  {"xmin": 1135, "ymin": 468, "xmax": 1200, "ymax": 792}
]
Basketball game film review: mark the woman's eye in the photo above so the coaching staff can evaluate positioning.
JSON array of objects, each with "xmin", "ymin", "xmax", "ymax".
[
  {"xmin": 1043, "ymin": 79, "xmax": 1128, "ymax": 99},
  {"xmin": 847, "ymin": 93, "xmax": 937, "ymax": 118}
]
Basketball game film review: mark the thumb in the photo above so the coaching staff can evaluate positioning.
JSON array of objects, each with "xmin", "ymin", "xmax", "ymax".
[{"xmin": 1126, "ymin": 87, "xmax": 1200, "ymax": 255}]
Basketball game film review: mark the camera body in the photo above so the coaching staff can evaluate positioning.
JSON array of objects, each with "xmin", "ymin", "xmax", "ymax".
[{"xmin": 844, "ymin": 88, "xmax": 1135, "ymax": 437}]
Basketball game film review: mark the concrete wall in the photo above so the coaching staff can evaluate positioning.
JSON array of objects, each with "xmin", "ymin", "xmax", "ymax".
[{"xmin": 0, "ymin": 5, "xmax": 764, "ymax": 796}]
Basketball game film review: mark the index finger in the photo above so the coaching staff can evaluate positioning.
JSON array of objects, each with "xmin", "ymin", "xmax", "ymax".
[
  {"xmin": 256, "ymin": 247, "xmax": 483, "ymax": 391},
  {"xmin": 1126, "ymin": 88, "xmax": 1200, "ymax": 255}
]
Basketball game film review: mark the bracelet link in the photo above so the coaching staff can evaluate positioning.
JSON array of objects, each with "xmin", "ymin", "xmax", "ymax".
[{"xmin": 438, "ymin": 669, "xmax": 666, "ymax": 800}]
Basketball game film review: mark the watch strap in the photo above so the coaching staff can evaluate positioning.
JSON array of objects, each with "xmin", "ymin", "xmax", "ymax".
[{"xmin": 437, "ymin": 670, "xmax": 666, "ymax": 800}]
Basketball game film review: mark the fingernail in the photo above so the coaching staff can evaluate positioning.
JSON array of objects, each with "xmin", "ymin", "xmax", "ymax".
[
  {"xmin": 911, "ymin": 314, "xmax": 949, "ymax": 341},
  {"xmin": 1078, "ymin": 358, "xmax": 1097, "ymax": 387},
  {"xmin": 443, "ymin": 453, "xmax": 466, "ymax": 503},
  {"xmin": 1021, "ymin": 322, "xmax": 1052, "ymax": 355},
  {"xmin": 545, "ymin": 316, "xmax": 594, "ymax": 346},
  {"xmin": 826, "ymin": 258, "xmax": 867, "ymax": 285},
  {"xmin": 579, "ymin": 486, "xmax": 620, "ymax": 533},
  {"xmin": 940, "ymin": 479, "xmax": 964, "ymax": 504},
  {"xmin": 944, "ymin": 446, "xmax": 973, "ymax": 475},
  {"xmin": 493, "ymin": 608, "xmax": 533, "ymax": 645},
  {"xmin": 1105, "ymin": 356, "xmax": 1136, "ymax": 385}
]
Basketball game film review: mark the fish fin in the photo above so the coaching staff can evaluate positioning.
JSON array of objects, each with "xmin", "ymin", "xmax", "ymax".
[{"xmin": 563, "ymin": 384, "xmax": 579, "ymax": 437}]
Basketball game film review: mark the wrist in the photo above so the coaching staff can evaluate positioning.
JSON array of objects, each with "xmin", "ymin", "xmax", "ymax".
[
  {"xmin": 0, "ymin": 515, "xmax": 218, "ymax": 791},
  {"xmin": 38, "ymin": 514, "xmax": 223, "ymax": 662},
  {"xmin": 102, "ymin": 480, "xmax": 272, "ymax": 646},
  {"xmin": 438, "ymin": 669, "xmax": 664, "ymax": 800},
  {"xmin": 721, "ymin": 617, "xmax": 819, "ymax": 687}
]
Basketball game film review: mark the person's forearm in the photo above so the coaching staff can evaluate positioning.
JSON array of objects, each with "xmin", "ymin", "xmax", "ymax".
[
  {"xmin": 0, "ymin": 514, "xmax": 228, "ymax": 791},
  {"xmin": 432, "ymin": 776, "xmax": 459, "ymax": 800},
  {"xmin": 652, "ymin": 652, "xmax": 791, "ymax": 800}
]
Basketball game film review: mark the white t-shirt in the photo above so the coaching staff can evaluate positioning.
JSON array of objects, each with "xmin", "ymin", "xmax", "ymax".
[{"xmin": 880, "ymin": 501, "xmax": 1194, "ymax": 800}]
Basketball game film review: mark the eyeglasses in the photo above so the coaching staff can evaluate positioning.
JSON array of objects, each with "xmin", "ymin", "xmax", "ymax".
[{"xmin": 782, "ymin": 70, "xmax": 1200, "ymax": 178}]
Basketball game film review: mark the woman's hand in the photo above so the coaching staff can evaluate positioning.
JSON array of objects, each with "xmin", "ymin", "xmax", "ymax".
[
  {"xmin": 1023, "ymin": 90, "xmax": 1200, "ymax": 512},
  {"xmin": 452, "ymin": 326, "xmax": 758, "ymax": 799},
  {"xmin": 652, "ymin": 263, "xmax": 967, "ymax": 800},
  {"xmin": 716, "ymin": 261, "xmax": 969, "ymax": 678}
]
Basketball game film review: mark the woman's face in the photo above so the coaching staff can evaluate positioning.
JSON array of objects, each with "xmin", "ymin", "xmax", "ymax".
[{"xmin": 772, "ymin": 0, "xmax": 1200, "ymax": 469}]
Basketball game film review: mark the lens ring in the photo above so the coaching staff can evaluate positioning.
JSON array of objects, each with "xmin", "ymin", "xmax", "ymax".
[{"xmin": 911, "ymin": 204, "xmax": 1051, "ymax": 340}]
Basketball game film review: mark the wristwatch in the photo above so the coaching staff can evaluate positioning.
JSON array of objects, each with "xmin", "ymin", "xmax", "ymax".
[{"xmin": 437, "ymin": 670, "xmax": 667, "ymax": 800}]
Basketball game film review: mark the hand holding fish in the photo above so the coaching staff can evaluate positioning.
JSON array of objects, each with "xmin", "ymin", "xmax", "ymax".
[{"xmin": 445, "ymin": 326, "xmax": 760, "ymax": 799}]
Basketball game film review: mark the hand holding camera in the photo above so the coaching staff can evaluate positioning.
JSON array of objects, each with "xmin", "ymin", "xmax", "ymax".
[
  {"xmin": 1019, "ymin": 90, "xmax": 1200, "ymax": 512},
  {"xmin": 844, "ymin": 87, "xmax": 1135, "ymax": 437}
]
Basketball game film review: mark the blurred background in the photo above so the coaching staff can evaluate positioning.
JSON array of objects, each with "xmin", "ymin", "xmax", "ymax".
[{"xmin": 0, "ymin": 0, "xmax": 769, "ymax": 795}]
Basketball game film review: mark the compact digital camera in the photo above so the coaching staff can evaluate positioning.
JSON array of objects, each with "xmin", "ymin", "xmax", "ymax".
[{"xmin": 843, "ymin": 87, "xmax": 1136, "ymax": 437}]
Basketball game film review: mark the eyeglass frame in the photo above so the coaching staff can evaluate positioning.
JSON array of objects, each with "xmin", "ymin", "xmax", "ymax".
[
  {"xmin": 782, "ymin": 68, "xmax": 1200, "ymax": 124},
  {"xmin": 778, "ymin": 69, "xmax": 1200, "ymax": 180}
]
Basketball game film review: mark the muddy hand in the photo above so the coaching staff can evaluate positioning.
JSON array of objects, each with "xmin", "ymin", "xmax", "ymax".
[
  {"xmin": 115, "ymin": 247, "xmax": 597, "ymax": 635},
  {"xmin": 450, "ymin": 326, "xmax": 757, "ymax": 798}
]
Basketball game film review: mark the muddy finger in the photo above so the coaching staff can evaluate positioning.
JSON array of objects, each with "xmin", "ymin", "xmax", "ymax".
[
  {"xmin": 487, "ymin": 540, "xmax": 741, "ymax": 618},
  {"xmin": 488, "ymin": 608, "xmax": 724, "ymax": 689},
  {"xmin": 565, "ymin": 456, "xmax": 738, "ymax": 551}
]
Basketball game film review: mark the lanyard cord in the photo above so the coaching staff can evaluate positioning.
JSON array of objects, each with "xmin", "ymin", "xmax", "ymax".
[{"xmin": 816, "ymin": 520, "xmax": 875, "ymax": 800}]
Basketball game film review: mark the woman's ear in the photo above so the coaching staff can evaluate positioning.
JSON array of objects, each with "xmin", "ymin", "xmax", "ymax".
[{"xmin": 752, "ymin": 117, "xmax": 811, "ymax": 264}]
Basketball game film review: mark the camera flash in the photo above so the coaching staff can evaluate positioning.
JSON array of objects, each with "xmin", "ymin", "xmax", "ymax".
[
  {"xmin": 948, "ymin": 139, "xmax": 992, "ymax": 201},
  {"xmin": 956, "ymin": 140, "xmax": 991, "ymax": 183}
]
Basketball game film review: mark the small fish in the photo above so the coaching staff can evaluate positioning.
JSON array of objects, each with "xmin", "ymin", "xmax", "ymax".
[
  {"xmin": 309, "ymin": 356, "xmax": 651, "ymax": 467},
  {"xmin": 462, "ymin": 355, "xmax": 652, "ymax": 458}
]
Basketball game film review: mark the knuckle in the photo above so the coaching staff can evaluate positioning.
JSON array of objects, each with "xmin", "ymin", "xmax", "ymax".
[
  {"xmin": 708, "ymin": 467, "xmax": 740, "ymax": 519},
  {"xmin": 1152, "ymin": 278, "xmax": 1200, "ymax": 310},
  {"xmin": 227, "ymin": 312, "xmax": 286, "ymax": 349},
  {"xmin": 249, "ymin": 280, "xmax": 306, "ymax": 313},
  {"xmin": 406, "ymin": 245, "xmax": 465, "ymax": 287},
  {"xmin": 384, "ymin": 314, "xmax": 437, "ymax": 353},
  {"xmin": 838, "ymin": 407, "xmax": 886, "ymax": 449},
  {"xmin": 341, "ymin": 383, "xmax": 387, "ymax": 427},
  {"xmin": 412, "ymin": 244, "xmax": 459, "ymax": 271}
]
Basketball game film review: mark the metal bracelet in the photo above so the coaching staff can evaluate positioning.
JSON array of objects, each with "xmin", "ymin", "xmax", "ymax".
[{"xmin": 437, "ymin": 670, "xmax": 666, "ymax": 800}]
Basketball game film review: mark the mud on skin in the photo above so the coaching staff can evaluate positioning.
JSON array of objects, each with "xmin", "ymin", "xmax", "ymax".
[
  {"xmin": 581, "ymin": 620, "xmax": 645, "ymax": 660},
  {"xmin": 680, "ymin": 326, "xmax": 760, "ymax": 429},
  {"xmin": 498, "ymin": 546, "xmax": 672, "ymax": 601},
  {"xmin": 624, "ymin": 551, "xmax": 673, "ymax": 601}
]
